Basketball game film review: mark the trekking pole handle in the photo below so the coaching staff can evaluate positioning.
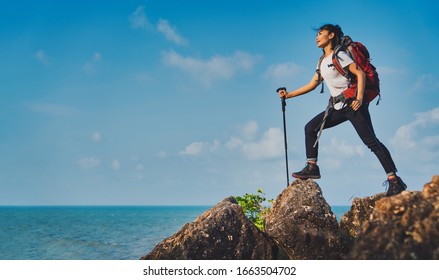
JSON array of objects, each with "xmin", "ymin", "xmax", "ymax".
[
  {"xmin": 276, "ymin": 87, "xmax": 287, "ymax": 93},
  {"xmin": 276, "ymin": 87, "xmax": 287, "ymax": 110}
]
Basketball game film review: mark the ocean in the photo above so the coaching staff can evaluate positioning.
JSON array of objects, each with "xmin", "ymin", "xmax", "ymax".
[{"xmin": 0, "ymin": 205, "xmax": 350, "ymax": 260}]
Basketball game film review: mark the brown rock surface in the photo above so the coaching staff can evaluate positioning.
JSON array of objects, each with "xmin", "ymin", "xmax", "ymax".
[
  {"xmin": 141, "ymin": 196, "xmax": 288, "ymax": 260},
  {"xmin": 264, "ymin": 179, "xmax": 344, "ymax": 259},
  {"xmin": 347, "ymin": 175, "xmax": 439, "ymax": 259},
  {"xmin": 339, "ymin": 192, "xmax": 386, "ymax": 250}
]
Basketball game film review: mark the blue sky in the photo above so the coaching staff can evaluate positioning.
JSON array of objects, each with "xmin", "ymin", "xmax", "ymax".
[{"xmin": 1, "ymin": 0, "xmax": 438, "ymax": 206}]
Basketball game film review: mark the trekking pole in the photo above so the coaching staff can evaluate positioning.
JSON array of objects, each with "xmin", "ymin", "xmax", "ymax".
[{"xmin": 277, "ymin": 87, "xmax": 290, "ymax": 186}]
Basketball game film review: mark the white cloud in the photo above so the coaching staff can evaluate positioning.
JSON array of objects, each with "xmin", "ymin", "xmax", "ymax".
[
  {"xmin": 422, "ymin": 135, "xmax": 439, "ymax": 147},
  {"xmin": 135, "ymin": 164, "xmax": 145, "ymax": 171},
  {"xmin": 134, "ymin": 72, "xmax": 153, "ymax": 82},
  {"xmin": 129, "ymin": 5, "xmax": 152, "ymax": 29},
  {"xmin": 179, "ymin": 140, "xmax": 220, "ymax": 156},
  {"xmin": 179, "ymin": 122, "xmax": 283, "ymax": 160},
  {"xmin": 242, "ymin": 128, "xmax": 284, "ymax": 160},
  {"xmin": 210, "ymin": 140, "xmax": 220, "ymax": 152},
  {"xmin": 91, "ymin": 132, "xmax": 102, "ymax": 143},
  {"xmin": 389, "ymin": 106, "xmax": 439, "ymax": 174},
  {"xmin": 79, "ymin": 157, "xmax": 101, "ymax": 169},
  {"xmin": 129, "ymin": 6, "xmax": 187, "ymax": 46},
  {"xmin": 409, "ymin": 74, "xmax": 439, "ymax": 95},
  {"xmin": 111, "ymin": 160, "xmax": 121, "ymax": 170},
  {"xmin": 264, "ymin": 62, "xmax": 305, "ymax": 84},
  {"xmin": 157, "ymin": 150, "xmax": 168, "ymax": 159},
  {"xmin": 35, "ymin": 50, "xmax": 48, "ymax": 64},
  {"xmin": 376, "ymin": 66, "xmax": 407, "ymax": 76},
  {"xmin": 322, "ymin": 137, "xmax": 365, "ymax": 158},
  {"xmin": 226, "ymin": 121, "xmax": 259, "ymax": 149},
  {"xmin": 391, "ymin": 124, "xmax": 416, "ymax": 149},
  {"xmin": 83, "ymin": 52, "xmax": 102, "ymax": 76},
  {"xmin": 391, "ymin": 106, "xmax": 439, "ymax": 150},
  {"xmin": 319, "ymin": 137, "xmax": 365, "ymax": 170},
  {"xmin": 241, "ymin": 121, "xmax": 259, "ymax": 141},
  {"xmin": 157, "ymin": 18, "xmax": 188, "ymax": 46},
  {"xmin": 180, "ymin": 142, "xmax": 205, "ymax": 156},
  {"xmin": 226, "ymin": 121, "xmax": 284, "ymax": 160},
  {"xmin": 93, "ymin": 52, "xmax": 101, "ymax": 62},
  {"xmin": 162, "ymin": 50, "xmax": 261, "ymax": 85},
  {"xmin": 225, "ymin": 137, "xmax": 243, "ymax": 150}
]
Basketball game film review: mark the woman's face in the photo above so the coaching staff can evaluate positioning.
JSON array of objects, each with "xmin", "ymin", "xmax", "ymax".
[{"xmin": 316, "ymin": 29, "xmax": 334, "ymax": 49}]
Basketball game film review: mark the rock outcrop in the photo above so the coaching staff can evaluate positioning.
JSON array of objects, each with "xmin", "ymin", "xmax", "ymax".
[
  {"xmin": 141, "ymin": 197, "xmax": 288, "ymax": 260},
  {"xmin": 347, "ymin": 175, "xmax": 439, "ymax": 259},
  {"xmin": 141, "ymin": 175, "xmax": 439, "ymax": 260},
  {"xmin": 265, "ymin": 179, "xmax": 344, "ymax": 259},
  {"xmin": 339, "ymin": 192, "xmax": 386, "ymax": 251}
]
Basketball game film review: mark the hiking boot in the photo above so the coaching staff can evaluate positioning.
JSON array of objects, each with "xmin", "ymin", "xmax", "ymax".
[
  {"xmin": 384, "ymin": 176, "xmax": 407, "ymax": 197},
  {"xmin": 292, "ymin": 162, "xmax": 321, "ymax": 179}
]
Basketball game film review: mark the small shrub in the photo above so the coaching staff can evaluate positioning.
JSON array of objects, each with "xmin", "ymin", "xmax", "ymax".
[{"xmin": 235, "ymin": 188, "xmax": 272, "ymax": 231}]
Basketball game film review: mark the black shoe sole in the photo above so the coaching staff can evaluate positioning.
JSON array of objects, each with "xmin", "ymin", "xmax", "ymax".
[
  {"xmin": 292, "ymin": 173, "xmax": 321, "ymax": 179},
  {"xmin": 386, "ymin": 187, "xmax": 407, "ymax": 197}
]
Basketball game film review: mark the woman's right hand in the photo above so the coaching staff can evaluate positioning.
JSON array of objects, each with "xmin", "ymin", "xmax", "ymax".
[{"xmin": 278, "ymin": 88, "xmax": 288, "ymax": 99}]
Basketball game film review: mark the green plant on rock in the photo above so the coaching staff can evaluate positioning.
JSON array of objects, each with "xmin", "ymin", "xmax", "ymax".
[{"xmin": 235, "ymin": 188, "xmax": 272, "ymax": 231}]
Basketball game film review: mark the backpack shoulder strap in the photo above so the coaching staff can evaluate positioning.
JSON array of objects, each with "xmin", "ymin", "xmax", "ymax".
[
  {"xmin": 332, "ymin": 45, "xmax": 349, "ymax": 78},
  {"xmin": 332, "ymin": 36, "xmax": 354, "ymax": 79},
  {"xmin": 316, "ymin": 53, "xmax": 325, "ymax": 93}
]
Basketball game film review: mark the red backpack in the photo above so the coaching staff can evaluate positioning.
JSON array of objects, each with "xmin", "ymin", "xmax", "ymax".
[{"xmin": 318, "ymin": 36, "xmax": 381, "ymax": 104}]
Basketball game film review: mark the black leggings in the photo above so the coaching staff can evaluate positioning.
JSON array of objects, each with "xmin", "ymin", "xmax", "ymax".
[{"xmin": 304, "ymin": 103, "xmax": 397, "ymax": 174}]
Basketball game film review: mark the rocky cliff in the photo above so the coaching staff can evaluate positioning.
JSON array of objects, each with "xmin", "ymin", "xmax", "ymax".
[
  {"xmin": 141, "ymin": 175, "xmax": 439, "ymax": 260},
  {"xmin": 141, "ymin": 196, "xmax": 288, "ymax": 260}
]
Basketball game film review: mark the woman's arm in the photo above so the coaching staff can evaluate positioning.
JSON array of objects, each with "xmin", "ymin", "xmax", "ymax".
[
  {"xmin": 278, "ymin": 72, "xmax": 321, "ymax": 99},
  {"xmin": 348, "ymin": 62, "xmax": 366, "ymax": 111}
]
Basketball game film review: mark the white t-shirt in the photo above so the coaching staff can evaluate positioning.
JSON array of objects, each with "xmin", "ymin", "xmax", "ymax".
[{"xmin": 317, "ymin": 51, "xmax": 354, "ymax": 109}]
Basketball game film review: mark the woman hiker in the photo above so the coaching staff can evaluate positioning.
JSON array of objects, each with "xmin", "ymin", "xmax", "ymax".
[{"xmin": 277, "ymin": 24, "xmax": 407, "ymax": 197}]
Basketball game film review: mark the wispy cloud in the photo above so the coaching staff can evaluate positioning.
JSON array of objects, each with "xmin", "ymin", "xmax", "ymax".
[
  {"xmin": 129, "ymin": 6, "xmax": 188, "ymax": 45},
  {"xmin": 264, "ymin": 62, "xmax": 305, "ymax": 85},
  {"xmin": 376, "ymin": 66, "xmax": 407, "ymax": 76},
  {"xmin": 391, "ymin": 106, "xmax": 439, "ymax": 149},
  {"xmin": 157, "ymin": 150, "xmax": 168, "ymax": 159},
  {"xmin": 322, "ymin": 137, "xmax": 365, "ymax": 158},
  {"xmin": 320, "ymin": 137, "xmax": 365, "ymax": 169},
  {"xmin": 225, "ymin": 120, "xmax": 284, "ymax": 160},
  {"xmin": 129, "ymin": 5, "xmax": 152, "ymax": 30},
  {"xmin": 241, "ymin": 127, "xmax": 284, "ymax": 160},
  {"xmin": 162, "ymin": 50, "xmax": 261, "ymax": 85},
  {"xmin": 389, "ymin": 107, "xmax": 439, "ymax": 173},
  {"xmin": 179, "ymin": 140, "xmax": 220, "ymax": 156},
  {"xmin": 91, "ymin": 132, "xmax": 102, "ymax": 143},
  {"xmin": 408, "ymin": 74, "xmax": 439, "ymax": 95},
  {"xmin": 179, "ymin": 121, "xmax": 284, "ymax": 160},
  {"xmin": 35, "ymin": 50, "xmax": 48, "ymax": 64},
  {"xmin": 157, "ymin": 18, "xmax": 187, "ymax": 46},
  {"xmin": 240, "ymin": 121, "xmax": 259, "ymax": 141},
  {"xmin": 83, "ymin": 52, "xmax": 102, "ymax": 76},
  {"xmin": 79, "ymin": 157, "xmax": 101, "ymax": 169},
  {"xmin": 111, "ymin": 160, "xmax": 121, "ymax": 170},
  {"xmin": 134, "ymin": 72, "xmax": 153, "ymax": 82}
]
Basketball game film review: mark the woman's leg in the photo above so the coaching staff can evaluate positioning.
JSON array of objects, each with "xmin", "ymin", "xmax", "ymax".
[
  {"xmin": 304, "ymin": 108, "xmax": 348, "ymax": 162},
  {"xmin": 346, "ymin": 104, "xmax": 397, "ymax": 174},
  {"xmin": 347, "ymin": 104, "xmax": 407, "ymax": 196},
  {"xmin": 294, "ymin": 108, "xmax": 348, "ymax": 179}
]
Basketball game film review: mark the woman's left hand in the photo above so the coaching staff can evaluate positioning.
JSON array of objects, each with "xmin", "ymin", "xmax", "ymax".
[{"xmin": 351, "ymin": 99, "xmax": 363, "ymax": 111}]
